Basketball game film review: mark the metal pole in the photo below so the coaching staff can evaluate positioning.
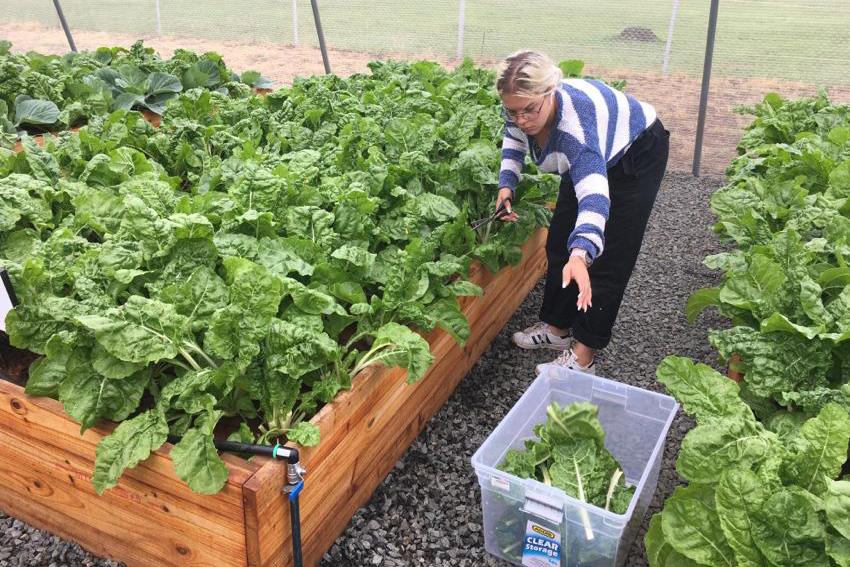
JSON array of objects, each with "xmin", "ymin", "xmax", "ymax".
[
  {"xmin": 51, "ymin": 0, "xmax": 78, "ymax": 52},
  {"xmin": 662, "ymin": 0, "xmax": 679, "ymax": 75},
  {"xmin": 309, "ymin": 0, "xmax": 331, "ymax": 74},
  {"xmin": 292, "ymin": 0, "xmax": 299, "ymax": 46},
  {"xmin": 155, "ymin": 0, "xmax": 162, "ymax": 35},
  {"xmin": 456, "ymin": 0, "xmax": 466, "ymax": 59},
  {"xmin": 692, "ymin": 0, "xmax": 720, "ymax": 177}
]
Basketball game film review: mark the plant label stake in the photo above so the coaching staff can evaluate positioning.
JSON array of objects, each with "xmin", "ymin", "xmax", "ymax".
[{"xmin": 0, "ymin": 268, "xmax": 18, "ymax": 333}]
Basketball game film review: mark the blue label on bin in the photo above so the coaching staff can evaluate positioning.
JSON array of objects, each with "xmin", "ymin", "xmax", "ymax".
[{"xmin": 521, "ymin": 521, "xmax": 560, "ymax": 567}]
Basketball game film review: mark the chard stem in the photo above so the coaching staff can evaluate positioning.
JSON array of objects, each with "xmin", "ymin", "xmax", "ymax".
[
  {"xmin": 573, "ymin": 457, "xmax": 595, "ymax": 541},
  {"xmin": 605, "ymin": 469, "xmax": 624, "ymax": 511},
  {"xmin": 350, "ymin": 343, "xmax": 388, "ymax": 377},
  {"xmin": 178, "ymin": 347, "xmax": 203, "ymax": 371},
  {"xmin": 540, "ymin": 464, "xmax": 552, "ymax": 486},
  {"xmin": 184, "ymin": 340, "xmax": 218, "ymax": 369}
]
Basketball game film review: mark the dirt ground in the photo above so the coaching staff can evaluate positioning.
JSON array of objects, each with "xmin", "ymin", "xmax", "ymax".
[{"xmin": 4, "ymin": 20, "xmax": 850, "ymax": 177}]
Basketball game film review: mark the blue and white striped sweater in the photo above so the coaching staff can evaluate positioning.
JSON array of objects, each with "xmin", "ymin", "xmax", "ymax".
[{"xmin": 499, "ymin": 79, "xmax": 657, "ymax": 261}]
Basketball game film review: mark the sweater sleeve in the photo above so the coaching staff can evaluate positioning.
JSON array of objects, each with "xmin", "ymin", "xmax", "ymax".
[
  {"xmin": 498, "ymin": 122, "xmax": 529, "ymax": 193},
  {"xmin": 566, "ymin": 145, "xmax": 610, "ymax": 261}
]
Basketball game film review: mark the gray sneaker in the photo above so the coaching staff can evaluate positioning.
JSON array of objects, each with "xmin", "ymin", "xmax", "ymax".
[
  {"xmin": 512, "ymin": 322, "xmax": 572, "ymax": 351},
  {"xmin": 536, "ymin": 349, "xmax": 597, "ymax": 376}
]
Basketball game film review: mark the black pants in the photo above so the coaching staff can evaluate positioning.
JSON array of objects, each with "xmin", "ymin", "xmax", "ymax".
[{"xmin": 540, "ymin": 119, "xmax": 670, "ymax": 350}]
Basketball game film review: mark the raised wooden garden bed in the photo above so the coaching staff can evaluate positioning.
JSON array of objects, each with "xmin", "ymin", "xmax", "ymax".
[{"xmin": 0, "ymin": 228, "xmax": 548, "ymax": 567}]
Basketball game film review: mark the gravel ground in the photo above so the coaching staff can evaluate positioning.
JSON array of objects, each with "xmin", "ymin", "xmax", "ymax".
[{"xmin": 1, "ymin": 171, "xmax": 728, "ymax": 567}]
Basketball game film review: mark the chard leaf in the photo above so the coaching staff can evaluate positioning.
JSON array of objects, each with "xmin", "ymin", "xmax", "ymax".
[
  {"xmin": 661, "ymin": 484, "xmax": 736, "ymax": 567},
  {"xmin": 644, "ymin": 514, "xmax": 701, "ymax": 567},
  {"xmin": 656, "ymin": 357, "xmax": 751, "ymax": 421},
  {"xmin": 265, "ymin": 319, "xmax": 339, "ymax": 379},
  {"xmin": 362, "ymin": 322, "xmax": 433, "ymax": 383},
  {"xmin": 158, "ymin": 368, "xmax": 221, "ymax": 414},
  {"xmin": 92, "ymin": 409, "xmax": 169, "ymax": 495},
  {"xmin": 446, "ymin": 280, "xmax": 483, "ymax": 297},
  {"xmin": 799, "ymin": 276, "xmax": 832, "ymax": 326},
  {"xmin": 331, "ymin": 244, "xmax": 376, "ymax": 269},
  {"xmin": 157, "ymin": 266, "xmax": 229, "ymax": 331},
  {"xmin": 825, "ymin": 480, "xmax": 850, "ymax": 539},
  {"xmin": 287, "ymin": 422, "xmax": 320, "ymax": 447},
  {"xmin": 499, "ymin": 448, "xmax": 538, "ymax": 480},
  {"xmin": 760, "ymin": 312, "xmax": 823, "ymax": 339},
  {"xmin": 73, "ymin": 189, "xmax": 126, "ymax": 233},
  {"xmin": 59, "ymin": 349, "xmax": 149, "ymax": 432},
  {"xmin": 826, "ymin": 533, "xmax": 850, "ymax": 567},
  {"xmin": 0, "ymin": 174, "xmax": 54, "ymax": 230},
  {"xmin": 171, "ymin": 423, "xmax": 229, "ymax": 495},
  {"xmin": 429, "ymin": 297, "xmax": 470, "ymax": 346},
  {"xmin": 677, "ymin": 417, "xmax": 778, "ymax": 484},
  {"xmin": 256, "ymin": 236, "xmax": 314, "ymax": 278},
  {"xmin": 751, "ymin": 487, "xmax": 829, "ymax": 567},
  {"xmin": 780, "ymin": 403, "xmax": 850, "ymax": 495},
  {"xmin": 6, "ymin": 296, "xmax": 82, "ymax": 353},
  {"xmin": 405, "ymin": 193, "xmax": 460, "ymax": 222},
  {"xmin": 76, "ymin": 296, "xmax": 189, "ymax": 364},
  {"xmin": 91, "ymin": 342, "xmax": 146, "ymax": 379},
  {"xmin": 169, "ymin": 213, "xmax": 214, "ymax": 240},
  {"xmin": 24, "ymin": 335, "xmax": 71, "ymax": 397},
  {"xmin": 204, "ymin": 257, "xmax": 282, "ymax": 360},
  {"xmin": 715, "ymin": 469, "xmax": 770, "ymax": 567},
  {"xmin": 709, "ymin": 326, "xmax": 833, "ymax": 399},
  {"xmin": 280, "ymin": 277, "xmax": 341, "ymax": 315},
  {"xmin": 328, "ymin": 281, "xmax": 367, "ymax": 305},
  {"xmin": 213, "ymin": 233, "xmax": 259, "ymax": 259},
  {"xmin": 685, "ymin": 287, "xmax": 721, "ymax": 323}
]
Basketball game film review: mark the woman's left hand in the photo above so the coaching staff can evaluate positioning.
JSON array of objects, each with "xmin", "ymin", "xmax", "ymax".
[{"xmin": 562, "ymin": 256, "xmax": 592, "ymax": 312}]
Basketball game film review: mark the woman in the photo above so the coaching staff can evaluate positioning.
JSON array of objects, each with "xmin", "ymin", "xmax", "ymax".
[{"xmin": 494, "ymin": 50, "xmax": 669, "ymax": 374}]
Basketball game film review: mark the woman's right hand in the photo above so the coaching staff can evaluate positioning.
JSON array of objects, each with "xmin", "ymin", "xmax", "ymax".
[{"xmin": 497, "ymin": 187, "xmax": 518, "ymax": 222}]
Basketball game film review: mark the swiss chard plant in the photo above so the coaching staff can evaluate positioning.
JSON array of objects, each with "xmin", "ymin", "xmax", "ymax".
[{"xmin": 648, "ymin": 357, "xmax": 850, "ymax": 567}]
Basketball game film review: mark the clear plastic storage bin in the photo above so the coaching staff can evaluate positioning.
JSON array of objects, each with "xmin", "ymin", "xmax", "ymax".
[{"xmin": 471, "ymin": 366, "xmax": 679, "ymax": 567}]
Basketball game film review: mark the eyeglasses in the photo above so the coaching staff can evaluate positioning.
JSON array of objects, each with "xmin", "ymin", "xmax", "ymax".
[{"xmin": 502, "ymin": 94, "xmax": 549, "ymax": 121}]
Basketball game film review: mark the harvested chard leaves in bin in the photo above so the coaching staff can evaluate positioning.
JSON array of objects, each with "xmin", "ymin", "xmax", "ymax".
[{"xmin": 499, "ymin": 401, "xmax": 635, "ymax": 515}]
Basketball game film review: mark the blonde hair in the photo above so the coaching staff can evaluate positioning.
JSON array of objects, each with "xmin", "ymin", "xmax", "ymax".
[{"xmin": 495, "ymin": 50, "xmax": 563, "ymax": 97}]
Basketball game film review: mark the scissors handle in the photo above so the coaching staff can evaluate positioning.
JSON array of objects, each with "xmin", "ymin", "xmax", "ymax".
[{"xmin": 471, "ymin": 198, "xmax": 512, "ymax": 230}]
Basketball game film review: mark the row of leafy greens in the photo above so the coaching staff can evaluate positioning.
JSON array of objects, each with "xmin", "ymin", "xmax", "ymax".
[
  {"xmin": 648, "ymin": 358, "xmax": 850, "ymax": 567},
  {"xmin": 648, "ymin": 92, "xmax": 850, "ymax": 567},
  {"xmin": 0, "ymin": 58, "xmax": 561, "ymax": 494},
  {"xmin": 0, "ymin": 39, "xmax": 272, "ymax": 147},
  {"xmin": 687, "ymin": 91, "xmax": 850, "ymax": 423}
]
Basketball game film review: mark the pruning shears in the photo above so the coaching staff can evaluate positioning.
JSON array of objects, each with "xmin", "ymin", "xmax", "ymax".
[{"xmin": 471, "ymin": 198, "xmax": 512, "ymax": 230}]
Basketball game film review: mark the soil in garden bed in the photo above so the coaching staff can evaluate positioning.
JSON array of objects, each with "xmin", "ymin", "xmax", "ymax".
[{"xmin": 0, "ymin": 333, "xmax": 36, "ymax": 387}]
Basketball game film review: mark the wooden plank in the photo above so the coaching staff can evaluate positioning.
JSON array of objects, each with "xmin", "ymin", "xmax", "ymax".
[
  {"xmin": 0, "ymin": 383, "xmax": 258, "ymax": 567},
  {"xmin": 242, "ymin": 228, "xmax": 548, "ymax": 567},
  {"xmin": 0, "ymin": 428, "xmax": 246, "ymax": 566}
]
